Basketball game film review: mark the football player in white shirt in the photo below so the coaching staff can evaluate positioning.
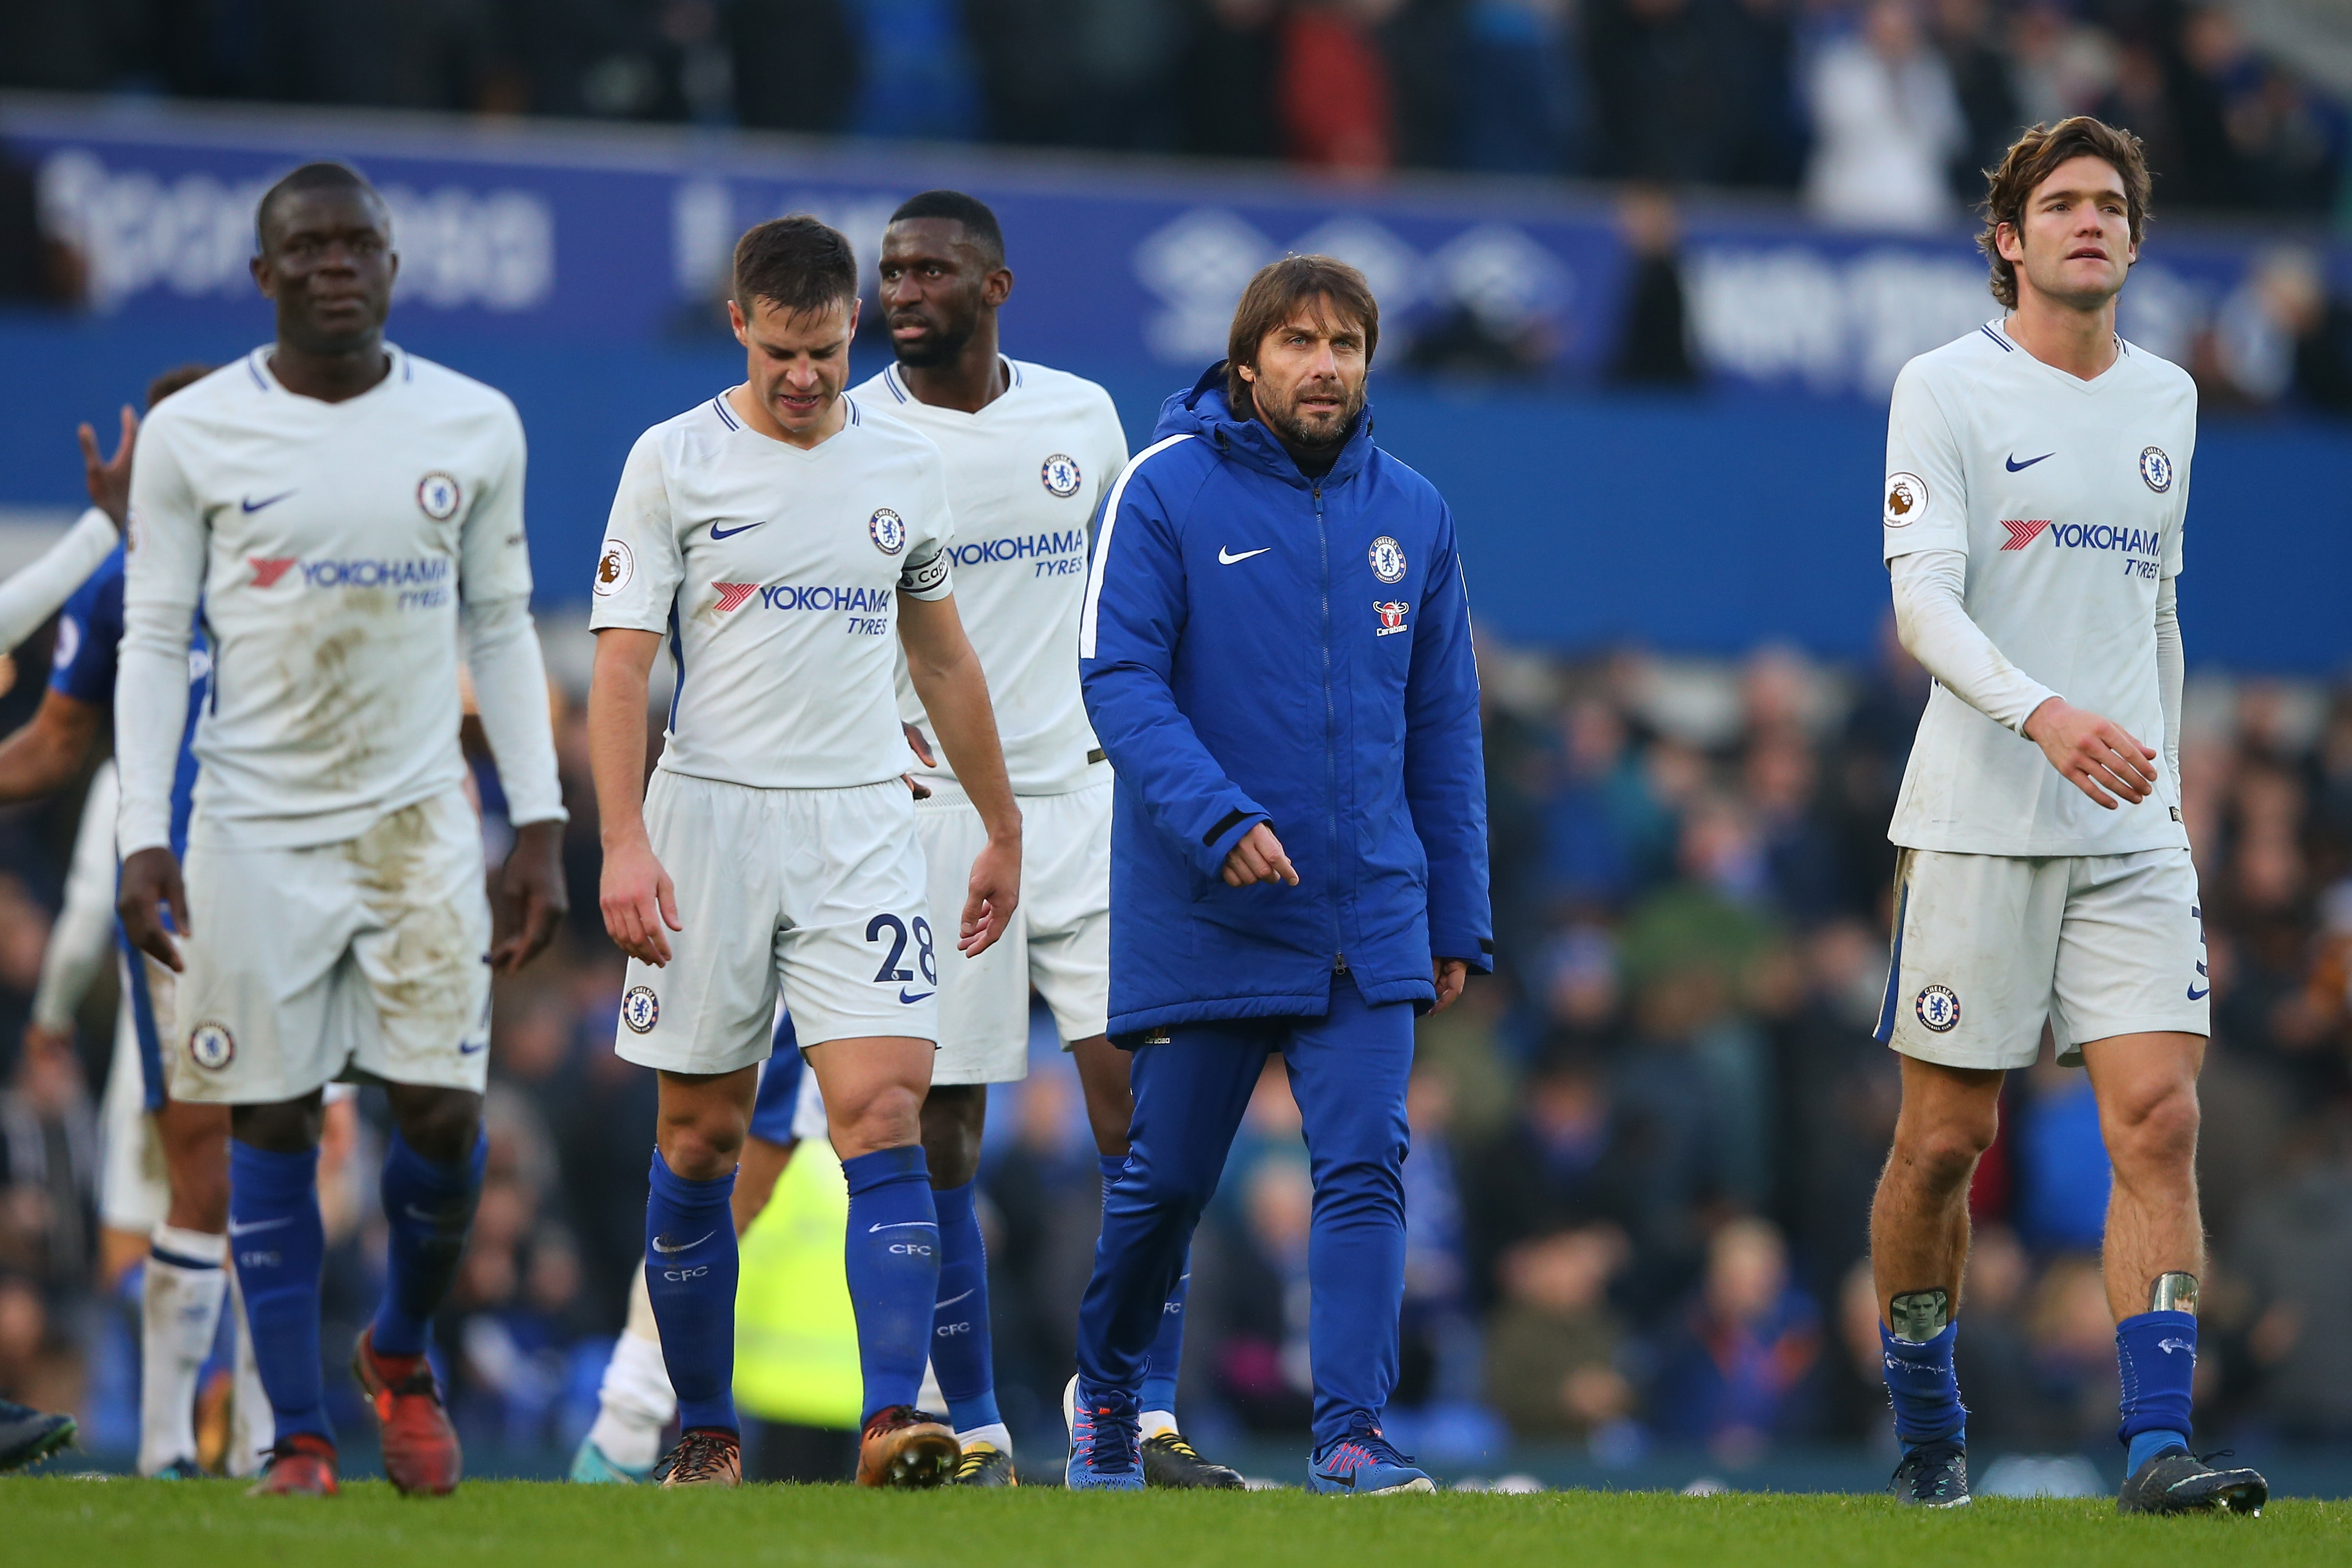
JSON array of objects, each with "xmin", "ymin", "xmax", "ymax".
[
  {"xmin": 113, "ymin": 163, "xmax": 571, "ymax": 1500},
  {"xmin": 587, "ymin": 216, "xmax": 1021, "ymax": 1490},
  {"xmin": 859, "ymin": 190, "xmax": 1239, "ymax": 1488},
  {"xmin": 1868, "ymin": 119, "xmax": 2264, "ymax": 1516}
]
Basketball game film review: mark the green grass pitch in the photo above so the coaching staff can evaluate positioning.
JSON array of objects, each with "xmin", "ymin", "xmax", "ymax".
[{"xmin": 7, "ymin": 1479, "xmax": 2347, "ymax": 1568}]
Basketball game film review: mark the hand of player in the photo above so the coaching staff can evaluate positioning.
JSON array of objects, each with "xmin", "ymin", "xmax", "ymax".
[
  {"xmin": 489, "ymin": 820, "xmax": 568, "ymax": 974},
  {"xmin": 958, "ymin": 834, "xmax": 1021, "ymax": 958},
  {"xmin": 600, "ymin": 834, "xmax": 680, "ymax": 966},
  {"xmin": 1221, "ymin": 822, "xmax": 1298, "ymax": 888},
  {"xmin": 2024, "ymin": 696, "xmax": 2158, "ymax": 810},
  {"xmin": 118, "ymin": 845, "xmax": 190, "ymax": 971},
  {"xmin": 1431, "ymin": 958, "xmax": 1469, "ymax": 1014},
  {"xmin": 78, "ymin": 405, "xmax": 137, "ymax": 530}
]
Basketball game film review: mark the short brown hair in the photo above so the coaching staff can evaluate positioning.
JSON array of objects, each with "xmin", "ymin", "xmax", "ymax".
[
  {"xmin": 1978, "ymin": 116, "xmax": 2153, "ymax": 310},
  {"xmin": 147, "ymin": 363, "xmax": 215, "ymax": 408},
  {"xmin": 1225, "ymin": 255, "xmax": 1379, "ymax": 413},
  {"xmin": 733, "ymin": 215, "xmax": 859, "ymax": 320}
]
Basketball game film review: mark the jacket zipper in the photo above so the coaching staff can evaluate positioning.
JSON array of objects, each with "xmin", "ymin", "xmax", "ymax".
[{"xmin": 1315, "ymin": 481, "xmax": 1344, "ymax": 978}]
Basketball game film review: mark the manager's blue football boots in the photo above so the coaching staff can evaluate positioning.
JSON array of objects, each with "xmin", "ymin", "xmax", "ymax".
[
  {"xmin": 1063, "ymin": 1375, "xmax": 1144, "ymax": 1491},
  {"xmin": 1307, "ymin": 1418, "xmax": 1434, "ymax": 1495}
]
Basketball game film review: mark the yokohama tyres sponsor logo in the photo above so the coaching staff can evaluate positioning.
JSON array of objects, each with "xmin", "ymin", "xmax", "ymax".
[
  {"xmin": 1998, "ymin": 519, "xmax": 2052, "ymax": 550},
  {"xmin": 712, "ymin": 581, "xmax": 759, "ymax": 613},
  {"xmin": 249, "ymin": 556, "xmax": 298, "ymax": 587}
]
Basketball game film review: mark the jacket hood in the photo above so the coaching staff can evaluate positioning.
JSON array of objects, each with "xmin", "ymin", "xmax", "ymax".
[{"xmin": 1151, "ymin": 361, "xmax": 1378, "ymax": 488}]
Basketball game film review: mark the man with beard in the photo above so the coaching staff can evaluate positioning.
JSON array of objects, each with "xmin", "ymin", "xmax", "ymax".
[
  {"xmin": 1066, "ymin": 256, "xmax": 1491, "ymax": 1492},
  {"xmin": 568, "ymin": 191, "xmax": 1242, "ymax": 1490}
]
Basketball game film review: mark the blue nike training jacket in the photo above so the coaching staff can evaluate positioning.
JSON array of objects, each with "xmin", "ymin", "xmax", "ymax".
[{"xmin": 1079, "ymin": 365, "xmax": 1492, "ymax": 1038}]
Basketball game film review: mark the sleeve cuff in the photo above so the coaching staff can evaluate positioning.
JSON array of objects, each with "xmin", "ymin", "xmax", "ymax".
[{"xmin": 1198, "ymin": 805, "xmax": 1269, "ymax": 877}]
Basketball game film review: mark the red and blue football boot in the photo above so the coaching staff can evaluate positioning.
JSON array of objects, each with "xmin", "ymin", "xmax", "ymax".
[
  {"xmin": 1061, "ymin": 1374, "xmax": 1144, "ymax": 1491},
  {"xmin": 1307, "ymin": 1418, "xmax": 1434, "ymax": 1495}
]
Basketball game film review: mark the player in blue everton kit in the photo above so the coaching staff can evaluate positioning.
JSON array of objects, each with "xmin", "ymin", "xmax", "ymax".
[
  {"xmin": 1071, "ymin": 257, "xmax": 1490, "ymax": 1494},
  {"xmin": 0, "ymin": 365, "xmax": 222, "ymax": 1478}
]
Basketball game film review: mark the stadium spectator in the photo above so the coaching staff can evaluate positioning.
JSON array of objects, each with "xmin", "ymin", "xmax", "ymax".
[
  {"xmin": 1481, "ymin": 1224, "xmax": 1631, "ymax": 1441},
  {"xmin": 1803, "ymin": 0, "xmax": 1968, "ymax": 230},
  {"xmin": 1646, "ymin": 1216, "xmax": 1822, "ymax": 1459}
]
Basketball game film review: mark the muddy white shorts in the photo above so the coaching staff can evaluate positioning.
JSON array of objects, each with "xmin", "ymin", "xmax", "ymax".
[
  {"xmin": 615, "ymin": 770, "xmax": 939, "ymax": 1075},
  {"xmin": 168, "ymin": 789, "xmax": 493, "ymax": 1104},
  {"xmin": 920, "ymin": 775, "xmax": 1111, "ymax": 1085},
  {"xmin": 1877, "ymin": 845, "xmax": 2210, "ymax": 1071}
]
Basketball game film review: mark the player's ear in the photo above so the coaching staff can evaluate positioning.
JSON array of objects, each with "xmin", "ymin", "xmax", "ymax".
[
  {"xmin": 1994, "ymin": 221, "xmax": 2024, "ymax": 265},
  {"xmin": 727, "ymin": 297, "xmax": 748, "ymax": 347},
  {"xmin": 250, "ymin": 250, "xmax": 276, "ymax": 301},
  {"xmin": 845, "ymin": 294, "xmax": 860, "ymax": 338},
  {"xmin": 983, "ymin": 265, "xmax": 1013, "ymax": 309}
]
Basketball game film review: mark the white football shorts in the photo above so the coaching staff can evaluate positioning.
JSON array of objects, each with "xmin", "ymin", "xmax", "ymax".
[
  {"xmin": 98, "ymin": 951, "xmax": 170, "ymax": 1233},
  {"xmin": 615, "ymin": 770, "xmax": 939, "ymax": 1075},
  {"xmin": 1878, "ymin": 845, "xmax": 2210, "ymax": 1071},
  {"xmin": 921, "ymin": 775, "xmax": 1111, "ymax": 1085},
  {"xmin": 170, "ymin": 788, "xmax": 493, "ymax": 1104}
]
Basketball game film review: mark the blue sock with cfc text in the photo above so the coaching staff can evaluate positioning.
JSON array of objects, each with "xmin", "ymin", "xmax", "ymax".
[
  {"xmin": 371, "ymin": 1129, "xmax": 486, "ymax": 1358},
  {"xmin": 843, "ymin": 1145, "xmax": 941, "ymax": 1423},
  {"xmin": 2117, "ymin": 1310, "xmax": 2196, "ymax": 1470},
  {"xmin": 929, "ymin": 1179, "xmax": 1002, "ymax": 1434},
  {"xmin": 643, "ymin": 1152, "xmax": 739, "ymax": 1435},
  {"xmin": 1880, "ymin": 1321, "xmax": 1966, "ymax": 1447},
  {"xmin": 228, "ymin": 1140, "xmax": 330, "ymax": 1444}
]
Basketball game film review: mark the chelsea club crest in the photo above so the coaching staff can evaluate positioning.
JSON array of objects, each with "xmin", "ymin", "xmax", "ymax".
[
  {"xmin": 1368, "ymin": 535, "xmax": 1407, "ymax": 584},
  {"xmin": 869, "ymin": 508, "xmax": 907, "ymax": 556},
  {"xmin": 2138, "ymin": 447, "xmax": 2173, "ymax": 493},
  {"xmin": 1040, "ymin": 454, "xmax": 1083, "ymax": 498}
]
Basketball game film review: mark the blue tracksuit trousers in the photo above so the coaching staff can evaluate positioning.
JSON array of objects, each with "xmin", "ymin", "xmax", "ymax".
[{"xmin": 1074, "ymin": 979, "xmax": 1415, "ymax": 1449}]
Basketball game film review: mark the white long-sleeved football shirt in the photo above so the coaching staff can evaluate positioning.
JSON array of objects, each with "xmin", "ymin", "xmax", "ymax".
[
  {"xmin": 115, "ymin": 345, "xmax": 564, "ymax": 853},
  {"xmin": 588, "ymin": 391, "xmax": 957, "ymax": 790},
  {"xmin": 856, "ymin": 358, "xmax": 1128, "ymax": 797},
  {"xmin": 1882, "ymin": 320, "xmax": 2195, "ymax": 857}
]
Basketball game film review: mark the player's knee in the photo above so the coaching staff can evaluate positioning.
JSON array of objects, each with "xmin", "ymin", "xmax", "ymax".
[
  {"xmin": 1903, "ymin": 1113, "xmax": 1997, "ymax": 1189},
  {"xmin": 392, "ymin": 1088, "xmax": 483, "ymax": 1164},
  {"xmin": 658, "ymin": 1116, "xmax": 744, "ymax": 1181},
  {"xmin": 2107, "ymin": 1078, "xmax": 2200, "ymax": 1175},
  {"xmin": 830, "ymin": 1082, "xmax": 925, "ymax": 1159}
]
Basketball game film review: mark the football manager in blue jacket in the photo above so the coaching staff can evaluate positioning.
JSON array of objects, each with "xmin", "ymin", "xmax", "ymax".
[{"xmin": 1067, "ymin": 255, "xmax": 1490, "ymax": 1494}]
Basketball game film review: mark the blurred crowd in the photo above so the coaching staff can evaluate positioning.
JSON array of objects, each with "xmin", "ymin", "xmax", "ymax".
[
  {"xmin": 1, "ymin": 1, "xmax": 2345, "ymax": 222},
  {"xmin": 1, "ymin": 611, "xmax": 2349, "ymax": 1469}
]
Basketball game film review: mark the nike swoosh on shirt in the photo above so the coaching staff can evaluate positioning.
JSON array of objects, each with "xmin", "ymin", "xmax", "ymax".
[
  {"xmin": 2186, "ymin": 984, "xmax": 2211, "ymax": 1000},
  {"xmin": 2004, "ymin": 452, "xmax": 2054, "ymax": 471},
  {"xmin": 899, "ymin": 987, "xmax": 935, "ymax": 1004},
  {"xmin": 709, "ymin": 520, "xmax": 766, "ymax": 539},
  {"xmin": 1218, "ymin": 546, "xmax": 1271, "ymax": 565},
  {"xmin": 240, "ymin": 490, "xmax": 297, "ymax": 513},
  {"xmin": 227, "ymin": 1216, "xmax": 292, "ymax": 1238},
  {"xmin": 651, "ymin": 1230, "xmax": 715, "ymax": 1255},
  {"xmin": 458, "ymin": 1040, "xmax": 487, "ymax": 1054}
]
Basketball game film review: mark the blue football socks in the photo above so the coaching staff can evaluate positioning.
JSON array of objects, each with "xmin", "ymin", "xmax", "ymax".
[
  {"xmin": 643, "ymin": 1152, "xmax": 739, "ymax": 1435},
  {"xmin": 228, "ymin": 1140, "xmax": 330, "ymax": 1444},
  {"xmin": 842, "ymin": 1145, "xmax": 941, "ymax": 1423},
  {"xmin": 2117, "ymin": 1310, "xmax": 2196, "ymax": 1468},
  {"xmin": 929, "ymin": 1179, "xmax": 1002, "ymax": 1433},
  {"xmin": 371, "ymin": 1129, "xmax": 486, "ymax": 1358},
  {"xmin": 1880, "ymin": 1320, "xmax": 1966, "ymax": 1447}
]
